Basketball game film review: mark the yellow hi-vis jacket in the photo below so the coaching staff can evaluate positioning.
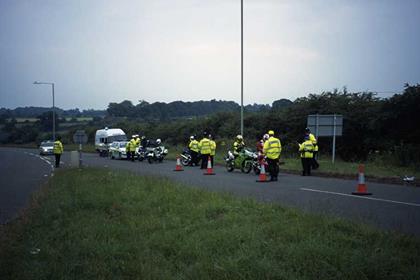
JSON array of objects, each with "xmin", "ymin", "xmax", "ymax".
[
  {"xmin": 299, "ymin": 140, "xmax": 314, "ymax": 158},
  {"xmin": 198, "ymin": 137, "xmax": 211, "ymax": 155},
  {"xmin": 210, "ymin": 140, "xmax": 216, "ymax": 156},
  {"xmin": 53, "ymin": 140, "xmax": 63, "ymax": 154},
  {"xmin": 309, "ymin": 133, "xmax": 318, "ymax": 152},
  {"xmin": 135, "ymin": 137, "xmax": 140, "ymax": 147},
  {"xmin": 189, "ymin": 139, "xmax": 199, "ymax": 153},
  {"xmin": 129, "ymin": 139, "xmax": 137, "ymax": 152},
  {"xmin": 263, "ymin": 136, "xmax": 281, "ymax": 159}
]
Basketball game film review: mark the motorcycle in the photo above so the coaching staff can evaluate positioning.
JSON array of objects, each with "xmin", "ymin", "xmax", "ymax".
[
  {"xmin": 180, "ymin": 148, "xmax": 201, "ymax": 166},
  {"xmin": 146, "ymin": 146, "xmax": 168, "ymax": 164},
  {"xmin": 225, "ymin": 148, "xmax": 258, "ymax": 173},
  {"xmin": 136, "ymin": 147, "xmax": 147, "ymax": 161}
]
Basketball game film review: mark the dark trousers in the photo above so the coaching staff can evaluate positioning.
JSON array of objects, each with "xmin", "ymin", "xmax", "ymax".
[
  {"xmin": 201, "ymin": 154, "xmax": 209, "ymax": 169},
  {"xmin": 301, "ymin": 158, "xmax": 312, "ymax": 176},
  {"xmin": 312, "ymin": 151, "xmax": 319, "ymax": 169},
  {"xmin": 54, "ymin": 153, "xmax": 61, "ymax": 168},
  {"xmin": 210, "ymin": 155, "xmax": 214, "ymax": 167},
  {"xmin": 130, "ymin": 151, "xmax": 135, "ymax": 161},
  {"xmin": 267, "ymin": 158, "xmax": 279, "ymax": 179},
  {"xmin": 190, "ymin": 150, "xmax": 198, "ymax": 166}
]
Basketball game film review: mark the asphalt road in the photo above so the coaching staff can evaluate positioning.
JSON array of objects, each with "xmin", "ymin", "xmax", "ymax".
[
  {"xmin": 2, "ymin": 147, "xmax": 420, "ymax": 236},
  {"xmin": 0, "ymin": 148, "xmax": 54, "ymax": 223}
]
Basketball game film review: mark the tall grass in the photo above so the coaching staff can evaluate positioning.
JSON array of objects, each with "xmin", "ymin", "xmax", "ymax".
[{"xmin": 1, "ymin": 168, "xmax": 419, "ymax": 279}]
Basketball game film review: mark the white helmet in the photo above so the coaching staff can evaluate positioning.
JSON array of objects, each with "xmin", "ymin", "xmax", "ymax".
[
  {"xmin": 236, "ymin": 134, "xmax": 243, "ymax": 140},
  {"xmin": 190, "ymin": 135, "xmax": 194, "ymax": 140},
  {"xmin": 263, "ymin": 134, "xmax": 269, "ymax": 140},
  {"xmin": 156, "ymin": 139, "xmax": 161, "ymax": 145}
]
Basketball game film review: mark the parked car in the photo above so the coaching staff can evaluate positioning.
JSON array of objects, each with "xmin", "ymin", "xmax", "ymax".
[
  {"xmin": 108, "ymin": 141, "xmax": 128, "ymax": 159},
  {"xmin": 39, "ymin": 141, "xmax": 54, "ymax": 155}
]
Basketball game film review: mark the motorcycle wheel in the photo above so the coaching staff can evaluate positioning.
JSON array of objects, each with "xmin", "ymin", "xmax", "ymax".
[
  {"xmin": 158, "ymin": 158, "xmax": 163, "ymax": 163},
  {"xmin": 181, "ymin": 157, "xmax": 190, "ymax": 166},
  {"xmin": 148, "ymin": 157, "xmax": 153, "ymax": 164},
  {"xmin": 226, "ymin": 161, "xmax": 234, "ymax": 172},
  {"xmin": 241, "ymin": 160, "xmax": 252, "ymax": 173}
]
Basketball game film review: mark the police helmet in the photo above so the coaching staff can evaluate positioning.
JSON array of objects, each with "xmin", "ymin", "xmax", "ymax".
[
  {"xmin": 156, "ymin": 139, "xmax": 161, "ymax": 145},
  {"xmin": 190, "ymin": 135, "xmax": 194, "ymax": 140},
  {"xmin": 236, "ymin": 134, "xmax": 243, "ymax": 140},
  {"xmin": 263, "ymin": 134, "xmax": 269, "ymax": 140},
  {"xmin": 268, "ymin": 130, "xmax": 274, "ymax": 136}
]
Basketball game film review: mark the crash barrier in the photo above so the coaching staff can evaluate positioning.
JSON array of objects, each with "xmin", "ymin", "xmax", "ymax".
[
  {"xmin": 204, "ymin": 157, "xmax": 215, "ymax": 175},
  {"xmin": 174, "ymin": 155, "xmax": 184, "ymax": 171},
  {"xmin": 256, "ymin": 162, "xmax": 269, "ymax": 182},
  {"xmin": 352, "ymin": 164, "xmax": 372, "ymax": 195}
]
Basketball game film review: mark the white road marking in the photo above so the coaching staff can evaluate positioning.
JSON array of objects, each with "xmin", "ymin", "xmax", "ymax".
[
  {"xmin": 300, "ymin": 187, "xmax": 420, "ymax": 207},
  {"xmin": 27, "ymin": 152, "xmax": 55, "ymax": 172}
]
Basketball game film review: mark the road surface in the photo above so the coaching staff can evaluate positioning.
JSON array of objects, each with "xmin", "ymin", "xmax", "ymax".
[
  {"xmin": 2, "ymin": 147, "xmax": 420, "ymax": 236},
  {"xmin": 0, "ymin": 148, "xmax": 53, "ymax": 223}
]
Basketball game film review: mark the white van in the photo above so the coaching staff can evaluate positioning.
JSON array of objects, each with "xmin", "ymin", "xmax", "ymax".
[{"xmin": 95, "ymin": 127, "xmax": 127, "ymax": 155}]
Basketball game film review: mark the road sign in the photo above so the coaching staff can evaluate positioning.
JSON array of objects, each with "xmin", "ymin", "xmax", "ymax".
[
  {"xmin": 73, "ymin": 130, "xmax": 88, "ymax": 144},
  {"xmin": 307, "ymin": 114, "xmax": 343, "ymax": 137}
]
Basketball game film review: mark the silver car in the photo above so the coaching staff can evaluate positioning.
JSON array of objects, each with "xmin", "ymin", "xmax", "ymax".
[{"xmin": 39, "ymin": 141, "xmax": 54, "ymax": 155}]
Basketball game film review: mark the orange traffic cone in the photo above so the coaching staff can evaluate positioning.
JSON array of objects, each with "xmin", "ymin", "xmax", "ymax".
[
  {"xmin": 256, "ymin": 162, "xmax": 269, "ymax": 182},
  {"xmin": 352, "ymin": 164, "xmax": 372, "ymax": 195},
  {"xmin": 203, "ymin": 156, "xmax": 215, "ymax": 175},
  {"xmin": 173, "ymin": 155, "xmax": 184, "ymax": 171}
]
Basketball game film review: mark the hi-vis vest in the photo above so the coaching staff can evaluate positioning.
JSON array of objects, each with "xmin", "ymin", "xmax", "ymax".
[
  {"xmin": 199, "ymin": 138, "xmax": 211, "ymax": 155},
  {"xmin": 299, "ymin": 140, "xmax": 314, "ymax": 158},
  {"xmin": 189, "ymin": 140, "xmax": 199, "ymax": 152},
  {"xmin": 210, "ymin": 140, "xmax": 216, "ymax": 156},
  {"xmin": 53, "ymin": 140, "xmax": 63, "ymax": 154},
  {"xmin": 263, "ymin": 137, "xmax": 281, "ymax": 159}
]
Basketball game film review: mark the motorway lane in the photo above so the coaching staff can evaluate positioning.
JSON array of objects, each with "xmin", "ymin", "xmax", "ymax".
[
  {"xmin": 81, "ymin": 152, "xmax": 420, "ymax": 236},
  {"xmin": 0, "ymin": 148, "xmax": 54, "ymax": 223}
]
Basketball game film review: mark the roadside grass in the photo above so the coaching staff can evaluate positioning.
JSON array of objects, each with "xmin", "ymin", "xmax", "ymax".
[{"xmin": 1, "ymin": 168, "xmax": 419, "ymax": 279}]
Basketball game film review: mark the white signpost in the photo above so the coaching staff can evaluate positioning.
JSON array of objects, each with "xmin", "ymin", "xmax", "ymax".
[
  {"xmin": 307, "ymin": 114, "xmax": 343, "ymax": 163},
  {"xmin": 73, "ymin": 130, "xmax": 88, "ymax": 168}
]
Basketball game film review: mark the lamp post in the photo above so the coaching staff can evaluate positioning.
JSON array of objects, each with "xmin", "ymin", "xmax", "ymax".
[
  {"xmin": 240, "ymin": 0, "xmax": 244, "ymax": 136},
  {"xmin": 33, "ymin": 81, "xmax": 55, "ymax": 141}
]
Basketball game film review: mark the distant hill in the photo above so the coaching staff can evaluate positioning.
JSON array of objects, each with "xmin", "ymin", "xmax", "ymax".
[{"xmin": 0, "ymin": 107, "xmax": 106, "ymax": 118}]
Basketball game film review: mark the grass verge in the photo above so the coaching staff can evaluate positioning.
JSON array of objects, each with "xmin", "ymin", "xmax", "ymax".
[{"xmin": 1, "ymin": 168, "xmax": 419, "ymax": 279}]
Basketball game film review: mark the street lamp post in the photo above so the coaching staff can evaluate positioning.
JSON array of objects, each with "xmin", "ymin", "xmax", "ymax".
[
  {"xmin": 33, "ymin": 81, "xmax": 55, "ymax": 141},
  {"xmin": 240, "ymin": 0, "xmax": 244, "ymax": 136}
]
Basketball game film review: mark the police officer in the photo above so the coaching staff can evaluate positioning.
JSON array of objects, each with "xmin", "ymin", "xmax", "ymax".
[
  {"xmin": 198, "ymin": 132, "xmax": 211, "ymax": 169},
  {"xmin": 299, "ymin": 135, "xmax": 314, "ymax": 176},
  {"xmin": 53, "ymin": 136, "xmax": 64, "ymax": 168},
  {"xmin": 233, "ymin": 135, "xmax": 245, "ymax": 157},
  {"xmin": 263, "ymin": 130, "xmax": 281, "ymax": 181},
  {"xmin": 209, "ymin": 134, "xmax": 216, "ymax": 167},
  {"xmin": 188, "ymin": 135, "xmax": 199, "ymax": 166},
  {"xmin": 305, "ymin": 128, "xmax": 319, "ymax": 169},
  {"xmin": 129, "ymin": 136, "xmax": 137, "ymax": 161}
]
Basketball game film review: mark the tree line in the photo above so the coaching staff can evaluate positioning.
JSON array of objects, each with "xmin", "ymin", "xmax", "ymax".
[{"xmin": 1, "ymin": 84, "xmax": 418, "ymax": 166}]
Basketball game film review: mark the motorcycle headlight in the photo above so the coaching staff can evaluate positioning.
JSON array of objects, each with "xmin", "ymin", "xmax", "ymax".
[{"xmin": 164, "ymin": 149, "xmax": 168, "ymax": 154}]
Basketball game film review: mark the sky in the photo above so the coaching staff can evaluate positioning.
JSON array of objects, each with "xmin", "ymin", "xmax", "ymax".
[{"xmin": 1, "ymin": 0, "xmax": 419, "ymax": 110}]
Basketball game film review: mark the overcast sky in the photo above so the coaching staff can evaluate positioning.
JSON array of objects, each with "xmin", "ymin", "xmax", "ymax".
[{"xmin": 1, "ymin": 0, "xmax": 419, "ymax": 110}]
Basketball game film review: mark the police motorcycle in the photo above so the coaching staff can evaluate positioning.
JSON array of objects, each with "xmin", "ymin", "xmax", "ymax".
[
  {"xmin": 180, "ymin": 148, "xmax": 201, "ymax": 166},
  {"xmin": 225, "ymin": 147, "xmax": 258, "ymax": 173},
  {"xmin": 145, "ymin": 139, "xmax": 168, "ymax": 164}
]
